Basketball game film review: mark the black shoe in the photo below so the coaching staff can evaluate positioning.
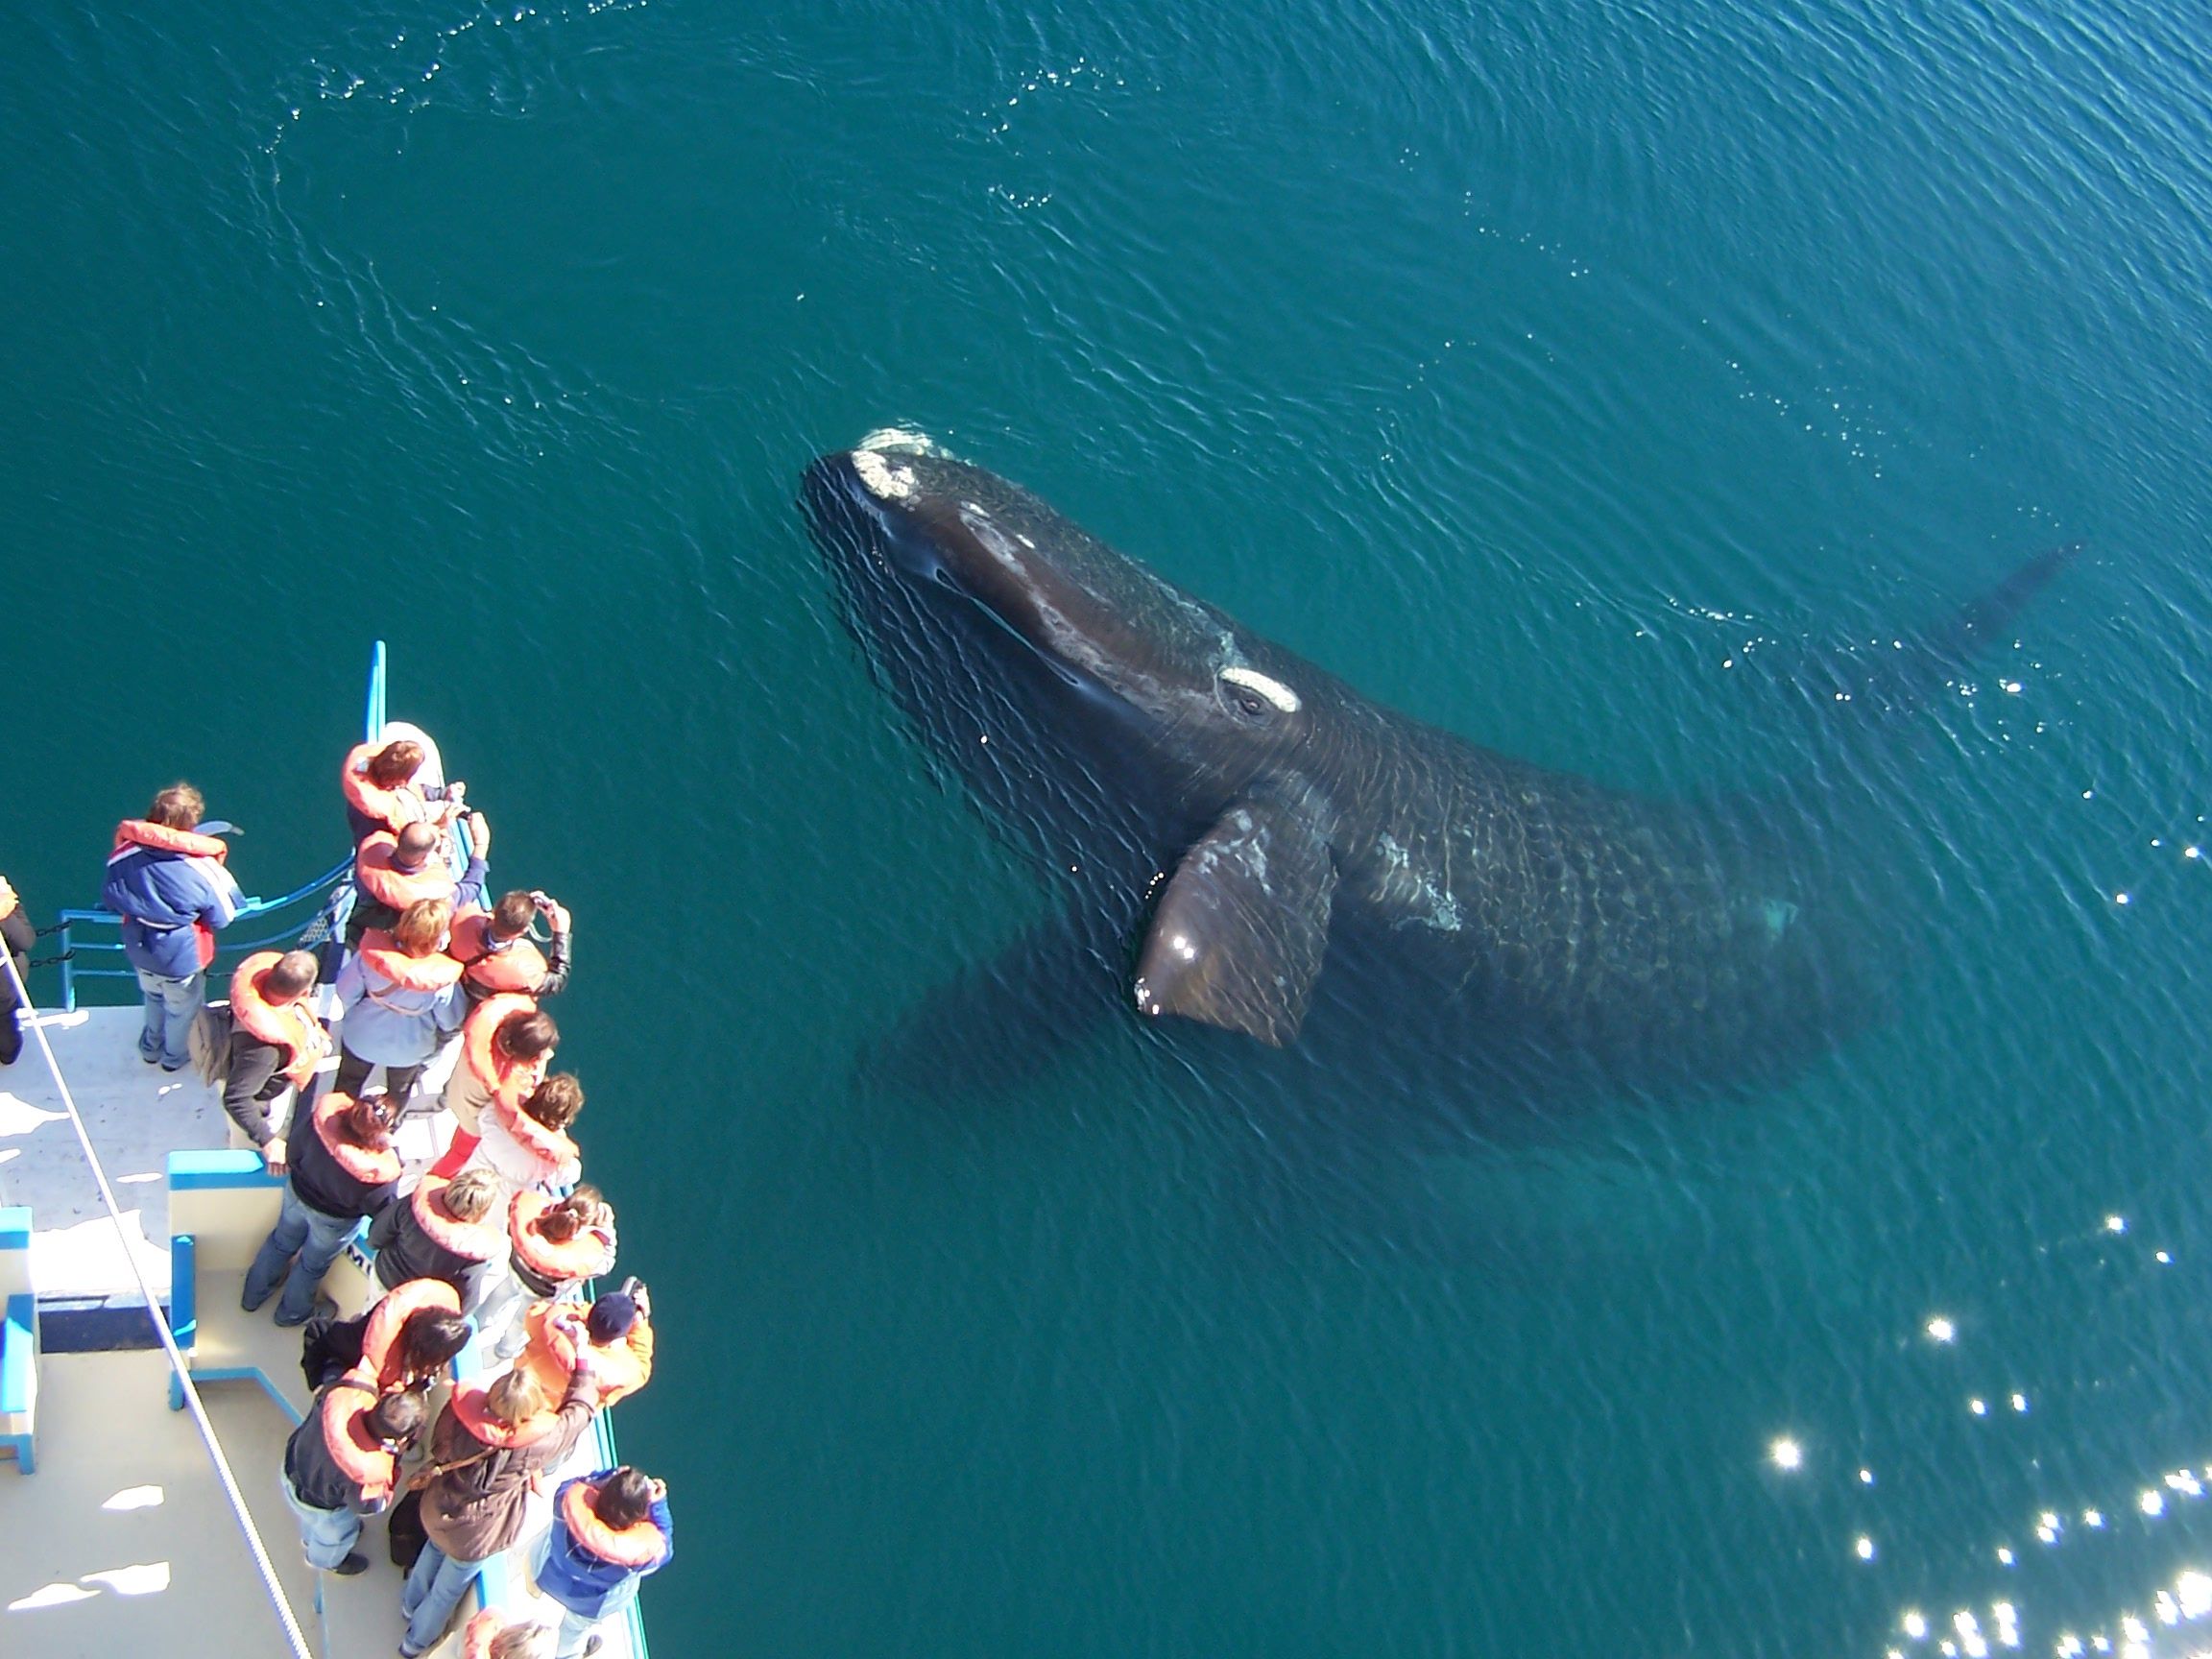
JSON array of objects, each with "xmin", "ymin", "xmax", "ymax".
[
  {"xmin": 331, "ymin": 1551, "xmax": 370, "ymax": 1575},
  {"xmin": 583, "ymin": 1641, "xmax": 604, "ymax": 1658}
]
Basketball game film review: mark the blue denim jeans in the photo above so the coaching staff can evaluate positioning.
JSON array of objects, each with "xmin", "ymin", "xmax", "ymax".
[
  {"xmin": 279, "ymin": 1468, "xmax": 362, "ymax": 1569},
  {"xmin": 241, "ymin": 1185, "xmax": 362, "ymax": 1325},
  {"xmin": 134, "ymin": 967, "xmax": 203, "ymax": 1069},
  {"xmin": 399, "ymin": 1540, "xmax": 490, "ymax": 1657}
]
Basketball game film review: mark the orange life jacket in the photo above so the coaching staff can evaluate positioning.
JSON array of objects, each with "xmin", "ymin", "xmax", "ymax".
[
  {"xmin": 320, "ymin": 1374, "xmax": 399, "ymax": 1504},
  {"xmin": 509, "ymin": 1192, "xmax": 614, "ymax": 1286},
  {"xmin": 340, "ymin": 741, "xmax": 434, "ymax": 835},
  {"xmin": 460, "ymin": 992, "xmax": 549, "ymax": 1115},
  {"xmin": 309, "ymin": 1093, "xmax": 402, "ymax": 1188},
  {"xmin": 357, "ymin": 928, "xmax": 466, "ymax": 995},
  {"xmin": 407, "ymin": 1175, "xmax": 506, "ymax": 1265},
  {"xmin": 353, "ymin": 832, "xmax": 455, "ymax": 912},
  {"xmin": 560, "ymin": 1478, "xmax": 669, "ymax": 1569},
  {"xmin": 448, "ymin": 1382, "xmax": 565, "ymax": 1451},
  {"xmin": 111, "ymin": 819, "xmax": 229, "ymax": 862},
  {"xmin": 112, "ymin": 820, "xmax": 231, "ymax": 969},
  {"xmin": 447, "ymin": 908, "xmax": 549, "ymax": 995},
  {"xmin": 517, "ymin": 1301, "xmax": 654, "ymax": 1407},
  {"xmin": 228, "ymin": 952, "xmax": 328, "ymax": 1090},
  {"xmin": 360, "ymin": 1278, "xmax": 462, "ymax": 1393}
]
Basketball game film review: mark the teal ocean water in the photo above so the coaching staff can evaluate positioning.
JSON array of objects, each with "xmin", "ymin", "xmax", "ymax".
[{"xmin": 6, "ymin": 0, "xmax": 2212, "ymax": 1652}]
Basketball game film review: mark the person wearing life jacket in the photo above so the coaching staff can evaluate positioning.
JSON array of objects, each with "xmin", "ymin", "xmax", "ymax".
[
  {"xmin": 449, "ymin": 888, "xmax": 574, "ymax": 1004},
  {"xmin": 533, "ymin": 1466, "xmax": 675, "ymax": 1658},
  {"xmin": 341, "ymin": 736, "xmax": 467, "ymax": 844},
  {"xmin": 477, "ymin": 1185, "xmax": 616, "ymax": 1359},
  {"xmin": 221, "ymin": 949, "xmax": 329, "ymax": 1168},
  {"xmin": 0, "ymin": 868, "xmax": 34, "ymax": 1067},
  {"xmin": 98, "ymin": 783, "xmax": 243, "ymax": 1070},
  {"xmin": 467, "ymin": 1071, "xmax": 584, "ymax": 1196},
  {"xmin": 457, "ymin": 1613, "xmax": 556, "ymax": 1659},
  {"xmin": 302, "ymin": 1278, "xmax": 471, "ymax": 1395},
  {"xmin": 367, "ymin": 1166, "xmax": 508, "ymax": 1311},
  {"xmin": 347, "ymin": 811, "xmax": 490, "ymax": 948},
  {"xmin": 333, "ymin": 897, "xmax": 466, "ymax": 1106},
  {"xmin": 399, "ymin": 1342, "xmax": 602, "ymax": 1658},
  {"xmin": 242, "ymin": 1090, "xmax": 403, "ymax": 1327},
  {"xmin": 430, "ymin": 995, "xmax": 557, "ymax": 1173},
  {"xmin": 280, "ymin": 1372, "xmax": 428, "ymax": 1576},
  {"xmin": 516, "ymin": 1286, "xmax": 655, "ymax": 1409}
]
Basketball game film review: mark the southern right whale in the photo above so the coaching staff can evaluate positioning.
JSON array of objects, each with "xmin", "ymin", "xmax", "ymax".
[{"xmin": 803, "ymin": 432, "xmax": 2070, "ymax": 1090}]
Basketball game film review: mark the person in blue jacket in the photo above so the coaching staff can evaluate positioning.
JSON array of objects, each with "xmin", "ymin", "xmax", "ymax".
[
  {"xmin": 99, "ymin": 783, "xmax": 242, "ymax": 1070},
  {"xmin": 533, "ymin": 1465, "xmax": 674, "ymax": 1658}
]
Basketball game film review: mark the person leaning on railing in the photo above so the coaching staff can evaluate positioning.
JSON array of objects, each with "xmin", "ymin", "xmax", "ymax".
[
  {"xmin": 533, "ymin": 1464, "xmax": 675, "ymax": 1659},
  {"xmin": 0, "ymin": 869, "xmax": 32, "ymax": 1067}
]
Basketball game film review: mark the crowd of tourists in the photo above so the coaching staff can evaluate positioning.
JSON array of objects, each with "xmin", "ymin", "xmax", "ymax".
[{"xmin": 97, "ymin": 742, "xmax": 674, "ymax": 1659}]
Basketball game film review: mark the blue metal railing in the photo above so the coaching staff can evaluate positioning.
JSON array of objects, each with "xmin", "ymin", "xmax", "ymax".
[{"xmin": 55, "ymin": 642, "xmax": 388, "ymax": 1013}]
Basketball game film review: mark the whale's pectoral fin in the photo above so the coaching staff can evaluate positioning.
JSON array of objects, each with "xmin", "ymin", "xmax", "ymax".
[{"xmin": 1133, "ymin": 801, "xmax": 1336, "ymax": 1046}]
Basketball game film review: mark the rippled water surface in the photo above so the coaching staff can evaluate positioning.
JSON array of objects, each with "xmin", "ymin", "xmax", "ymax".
[{"xmin": 6, "ymin": 1, "xmax": 2212, "ymax": 1653}]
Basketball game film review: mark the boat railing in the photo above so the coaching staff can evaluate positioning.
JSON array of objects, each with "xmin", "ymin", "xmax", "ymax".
[{"xmin": 51, "ymin": 641, "xmax": 390, "ymax": 1014}]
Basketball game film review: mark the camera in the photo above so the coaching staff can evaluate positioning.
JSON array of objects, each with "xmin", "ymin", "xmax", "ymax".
[{"xmin": 617, "ymin": 1276, "xmax": 642, "ymax": 1300}]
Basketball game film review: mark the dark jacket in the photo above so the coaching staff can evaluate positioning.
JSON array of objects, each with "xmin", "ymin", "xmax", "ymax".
[
  {"xmin": 1, "ymin": 879, "xmax": 32, "ymax": 1066},
  {"xmin": 100, "ymin": 833, "xmax": 240, "ymax": 978},
  {"xmin": 421, "ymin": 1375, "xmax": 598, "ymax": 1561},
  {"xmin": 290, "ymin": 1115, "xmax": 399, "ymax": 1223},
  {"xmin": 282, "ymin": 1381, "xmax": 415, "ymax": 1514},
  {"xmin": 368, "ymin": 1190, "xmax": 498, "ymax": 1303}
]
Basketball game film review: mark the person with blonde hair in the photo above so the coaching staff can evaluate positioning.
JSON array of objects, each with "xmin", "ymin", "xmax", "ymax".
[
  {"xmin": 333, "ymin": 895, "xmax": 464, "ymax": 1104},
  {"xmin": 367, "ymin": 1166, "xmax": 507, "ymax": 1310}
]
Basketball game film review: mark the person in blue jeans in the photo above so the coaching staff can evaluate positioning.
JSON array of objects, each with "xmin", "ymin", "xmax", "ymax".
[
  {"xmin": 400, "ymin": 1345, "xmax": 600, "ymax": 1657},
  {"xmin": 98, "ymin": 783, "xmax": 241, "ymax": 1070},
  {"xmin": 533, "ymin": 1466, "xmax": 674, "ymax": 1658},
  {"xmin": 242, "ymin": 1092, "xmax": 402, "ymax": 1326}
]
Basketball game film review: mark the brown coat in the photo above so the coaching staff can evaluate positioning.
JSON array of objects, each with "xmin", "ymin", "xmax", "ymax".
[{"xmin": 420, "ymin": 1375, "xmax": 599, "ymax": 1562}]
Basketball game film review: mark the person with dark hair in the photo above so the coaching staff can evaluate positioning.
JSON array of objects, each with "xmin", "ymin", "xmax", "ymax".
[
  {"xmin": 0, "ymin": 869, "xmax": 34, "ymax": 1066},
  {"xmin": 99, "ymin": 782, "xmax": 242, "ymax": 1070},
  {"xmin": 468, "ymin": 1071, "xmax": 584, "ymax": 1194},
  {"xmin": 280, "ymin": 1370, "xmax": 428, "ymax": 1575},
  {"xmin": 242, "ymin": 1090, "xmax": 403, "ymax": 1326},
  {"xmin": 333, "ymin": 897, "xmax": 465, "ymax": 1105},
  {"xmin": 534, "ymin": 1465, "xmax": 675, "ymax": 1657},
  {"xmin": 367, "ymin": 1168, "xmax": 508, "ymax": 1310},
  {"xmin": 399, "ymin": 1336, "xmax": 602, "ymax": 1657},
  {"xmin": 347, "ymin": 811, "xmax": 490, "ymax": 947},
  {"xmin": 449, "ymin": 888, "xmax": 573, "ymax": 1003},
  {"xmin": 517, "ymin": 1285, "xmax": 655, "ymax": 1407},
  {"xmin": 301, "ymin": 1279, "xmax": 470, "ymax": 1393},
  {"xmin": 433, "ymin": 993, "xmax": 556, "ymax": 1172},
  {"xmin": 478, "ymin": 1187, "xmax": 616, "ymax": 1358},
  {"xmin": 340, "ymin": 736, "xmax": 466, "ymax": 843},
  {"xmin": 221, "ymin": 949, "xmax": 329, "ymax": 1168}
]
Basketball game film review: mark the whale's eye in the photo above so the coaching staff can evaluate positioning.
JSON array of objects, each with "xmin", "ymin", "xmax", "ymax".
[{"xmin": 1219, "ymin": 665, "xmax": 1301, "ymax": 721}]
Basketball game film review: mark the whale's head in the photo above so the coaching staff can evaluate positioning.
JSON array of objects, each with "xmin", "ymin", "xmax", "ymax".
[{"xmin": 802, "ymin": 435, "xmax": 1316, "ymax": 793}]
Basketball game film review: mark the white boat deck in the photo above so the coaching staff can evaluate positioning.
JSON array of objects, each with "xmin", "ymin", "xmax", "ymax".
[{"xmin": 0, "ymin": 1003, "xmax": 650, "ymax": 1659}]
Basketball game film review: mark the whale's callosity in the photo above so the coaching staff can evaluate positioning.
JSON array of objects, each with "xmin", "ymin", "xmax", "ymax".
[{"xmin": 802, "ymin": 435, "xmax": 2068, "ymax": 1084}]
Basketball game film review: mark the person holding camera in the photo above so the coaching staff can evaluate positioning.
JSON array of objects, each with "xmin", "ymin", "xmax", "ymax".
[
  {"xmin": 533, "ymin": 1464, "xmax": 674, "ymax": 1658},
  {"xmin": 514, "ymin": 1283, "xmax": 655, "ymax": 1408},
  {"xmin": 447, "ymin": 887, "xmax": 573, "ymax": 1003}
]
